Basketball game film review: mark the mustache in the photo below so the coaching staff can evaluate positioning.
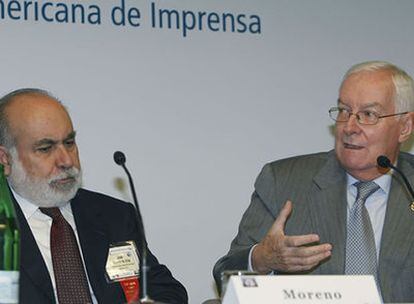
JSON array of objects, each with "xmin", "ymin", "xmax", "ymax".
[{"xmin": 48, "ymin": 167, "xmax": 80, "ymax": 184}]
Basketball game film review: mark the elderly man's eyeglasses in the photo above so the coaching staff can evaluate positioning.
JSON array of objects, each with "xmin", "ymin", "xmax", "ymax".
[{"xmin": 328, "ymin": 107, "xmax": 408, "ymax": 125}]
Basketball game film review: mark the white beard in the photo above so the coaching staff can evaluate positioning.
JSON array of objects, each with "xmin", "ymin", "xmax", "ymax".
[{"xmin": 7, "ymin": 148, "xmax": 82, "ymax": 208}]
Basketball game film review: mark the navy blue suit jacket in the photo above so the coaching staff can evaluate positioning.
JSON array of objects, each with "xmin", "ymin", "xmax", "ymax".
[{"xmin": 15, "ymin": 188, "xmax": 188, "ymax": 304}]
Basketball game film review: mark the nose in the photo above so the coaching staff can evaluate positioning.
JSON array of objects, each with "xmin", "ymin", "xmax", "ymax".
[
  {"xmin": 56, "ymin": 145, "xmax": 74, "ymax": 169},
  {"xmin": 342, "ymin": 113, "xmax": 362, "ymax": 134}
]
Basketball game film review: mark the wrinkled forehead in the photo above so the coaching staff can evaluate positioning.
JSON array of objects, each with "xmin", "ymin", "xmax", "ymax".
[
  {"xmin": 5, "ymin": 94, "xmax": 74, "ymax": 145},
  {"xmin": 339, "ymin": 70, "xmax": 396, "ymax": 109}
]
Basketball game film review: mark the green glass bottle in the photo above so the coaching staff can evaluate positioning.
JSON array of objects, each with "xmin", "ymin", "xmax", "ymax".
[{"xmin": 0, "ymin": 164, "xmax": 19, "ymax": 304}]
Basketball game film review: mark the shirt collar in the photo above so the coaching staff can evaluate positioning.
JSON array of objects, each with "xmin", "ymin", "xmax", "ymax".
[
  {"xmin": 9, "ymin": 184, "xmax": 72, "ymax": 220},
  {"xmin": 346, "ymin": 171, "xmax": 392, "ymax": 195},
  {"xmin": 10, "ymin": 186, "xmax": 40, "ymax": 220}
]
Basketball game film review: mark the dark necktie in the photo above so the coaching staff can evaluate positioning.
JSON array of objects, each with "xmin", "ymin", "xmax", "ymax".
[
  {"xmin": 40, "ymin": 207, "xmax": 93, "ymax": 304},
  {"xmin": 345, "ymin": 181, "xmax": 380, "ymax": 282}
]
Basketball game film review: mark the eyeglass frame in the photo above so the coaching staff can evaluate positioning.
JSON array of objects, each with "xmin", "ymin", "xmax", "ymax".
[{"xmin": 328, "ymin": 106, "xmax": 409, "ymax": 125}]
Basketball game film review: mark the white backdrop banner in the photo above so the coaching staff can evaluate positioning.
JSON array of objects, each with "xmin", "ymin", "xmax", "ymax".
[{"xmin": 1, "ymin": 1, "xmax": 414, "ymax": 303}]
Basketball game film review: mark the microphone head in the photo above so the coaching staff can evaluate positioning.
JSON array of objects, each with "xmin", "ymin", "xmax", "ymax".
[
  {"xmin": 113, "ymin": 151, "xmax": 126, "ymax": 166},
  {"xmin": 377, "ymin": 155, "xmax": 391, "ymax": 168}
]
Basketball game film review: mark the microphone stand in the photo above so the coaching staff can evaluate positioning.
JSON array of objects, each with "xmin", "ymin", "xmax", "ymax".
[
  {"xmin": 377, "ymin": 155, "xmax": 414, "ymax": 211},
  {"xmin": 114, "ymin": 151, "xmax": 154, "ymax": 304}
]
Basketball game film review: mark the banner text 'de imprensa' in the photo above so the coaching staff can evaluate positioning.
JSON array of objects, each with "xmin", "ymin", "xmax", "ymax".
[{"xmin": 0, "ymin": 0, "xmax": 262, "ymax": 38}]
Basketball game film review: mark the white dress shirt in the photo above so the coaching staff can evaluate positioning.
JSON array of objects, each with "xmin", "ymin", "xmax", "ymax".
[{"xmin": 11, "ymin": 188, "xmax": 98, "ymax": 304}]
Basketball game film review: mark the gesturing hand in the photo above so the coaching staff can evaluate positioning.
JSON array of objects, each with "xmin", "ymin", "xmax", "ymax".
[{"xmin": 252, "ymin": 200, "xmax": 332, "ymax": 274}]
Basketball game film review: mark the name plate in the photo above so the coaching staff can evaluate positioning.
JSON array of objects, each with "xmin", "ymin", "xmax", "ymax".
[{"xmin": 222, "ymin": 275, "xmax": 381, "ymax": 304}]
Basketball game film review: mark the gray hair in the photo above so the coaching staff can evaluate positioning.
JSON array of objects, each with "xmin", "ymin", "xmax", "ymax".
[
  {"xmin": 0, "ymin": 88, "xmax": 60, "ymax": 149},
  {"xmin": 342, "ymin": 61, "xmax": 414, "ymax": 112}
]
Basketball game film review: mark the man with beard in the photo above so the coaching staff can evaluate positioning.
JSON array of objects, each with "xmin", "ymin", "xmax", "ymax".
[
  {"xmin": 0, "ymin": 88, "xmax": 188, "ymax": 304},
  {"xmin": 213, "ymin": 61, "xmax": 414, "ymax": 303}
]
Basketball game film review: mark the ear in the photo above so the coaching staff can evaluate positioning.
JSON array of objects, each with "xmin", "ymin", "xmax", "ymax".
[
  {"xmin": 0, "ymin": 146, "xmax": 12, "ymax": 176},
  {"xmin": 398, "ymin": 113, "xmax": 414, "ymax": 143}
]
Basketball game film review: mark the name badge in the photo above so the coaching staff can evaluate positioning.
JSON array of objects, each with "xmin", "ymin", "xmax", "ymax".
[{"xmin": 105, "ymin": 241, "xmax": 140, "ymax": 283}]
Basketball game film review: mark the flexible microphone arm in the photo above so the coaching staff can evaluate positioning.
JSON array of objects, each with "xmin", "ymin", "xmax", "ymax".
[
  {"xmin": 113, "ymin": 151, "xmax": 154, "ymax": 303},
  {"xmin": 377, "ymin": 155, "xmax": 414, "ymax": 211}
]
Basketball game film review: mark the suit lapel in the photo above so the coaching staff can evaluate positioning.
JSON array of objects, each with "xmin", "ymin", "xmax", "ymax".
[
  {"xmin": 71, "ymin": 191, "xmax": 125, "ymax": 302},
  {"xmin": 309, "ymin": 152, "xmax": 348, "ymax": 274},
  {"xmin": 13, "ymin": 196, "xmax": 55, "ymax": 302},
  {"xmin": 378, "ymin": 155, "xmax": 414, "ymax": 297}
]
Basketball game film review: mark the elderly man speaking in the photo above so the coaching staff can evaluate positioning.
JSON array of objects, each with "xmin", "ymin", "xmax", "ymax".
[{"xmin": 214, "ymin": 61, "xmax": 414, "ymax": 303}]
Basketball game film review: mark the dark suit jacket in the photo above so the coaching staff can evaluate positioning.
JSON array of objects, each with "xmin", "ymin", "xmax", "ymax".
[
  {"xmin": 213, "ymin": 150, "xmax": 414, "ymax": 303},
  {"xmin": 15, "ymin": 188, "xmax": 188, "ymax": 304}
]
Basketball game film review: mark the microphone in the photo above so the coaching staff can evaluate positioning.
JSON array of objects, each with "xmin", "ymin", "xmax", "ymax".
[
  {"xmin": 377, "ymin": 155, "xmax": 414, "ymax": 211},
  {"xmin": 377, "ymin": 155, "xmax": 392, "ymax": 169},
  {"xmin": 113, "ymin": 151, "xmax": 154, "ymax": 304},
  {"xmin": 113, "ymin": 151, "xmax": 126, "ymax": 166}
]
